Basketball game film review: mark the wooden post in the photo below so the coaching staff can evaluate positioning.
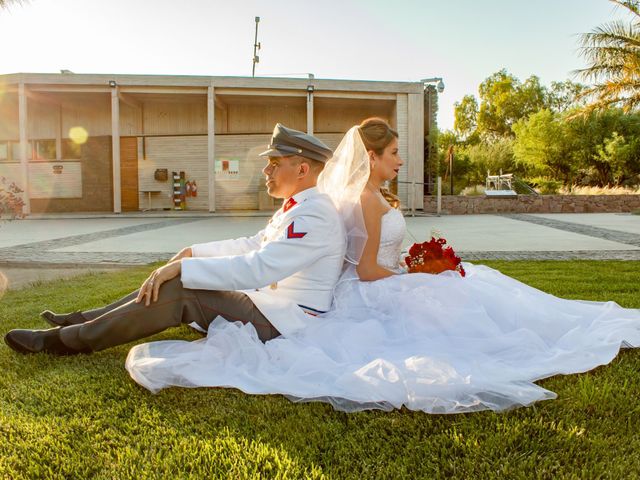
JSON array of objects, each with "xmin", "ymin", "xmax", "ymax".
[
  {"xmin": 56, "ymin": 105, "xmax": 62, "ymax": 161},
  {"xmin": 111, "ymin": 87, "xmax": 121, "ymax": 213},
  {"xmin": 437, "ymin": 177, "xmax": 442, "ymax": 216},
  {"xmin": 407, "ymin": 93, "xmax": 424, "ymax": 210},
  {"xmin": 207, "ymin": 84, "xmax": 216, "ymax": 212},
  {"xmin": 18, "ymin": 83, "xmax": 30, "ymax": 215},
  {"xmin": 306, "ymin": 87, "xmax": 314, "ymax": 135}
]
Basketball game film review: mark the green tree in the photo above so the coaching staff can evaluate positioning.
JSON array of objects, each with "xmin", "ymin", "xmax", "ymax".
[
  {"xmin": 513, "ymin": 109, "xmax": 574, "ymax": 182},
  {"xmin": 453, "ymin": 95, "xmax": 478, "ymax": 140},
  {"xmin": 566, "ymin": 108, "xmax": 640, "ymax": 185},
  {"xmin": 547, "ymin": 81, "xmax": 587, "ymax": 112},
  {"xmin": 477, "ymin": 70, "xmax": 547, "ymax": 140},
  {"xmin": 576, "ymin": 0, "xmax": 640, "ymax": 113},
  {"xmin": 464, "ymin": 138, "xmax": 517, "ymax": 185},
  {"xmin": 597, "ymin": 133, "xmax": 634, "ymax": 184},
  {"xmin": 453, "ymin": 70, "xmax": 549, "ymax": 142}
]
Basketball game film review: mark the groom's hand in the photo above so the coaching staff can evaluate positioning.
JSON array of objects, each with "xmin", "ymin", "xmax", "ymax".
[
  {"xmin": 136, "ymin": 261, "xmax": 182, "ymax": 306},
  {"xmin": 168, "ymin": 247, "xmax": 193, "ymax": 264}
]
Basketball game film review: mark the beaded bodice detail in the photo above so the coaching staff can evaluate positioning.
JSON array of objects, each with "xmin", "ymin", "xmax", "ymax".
[{"xmin": 376, "ymin": 209, "xmax": 406, "ymax": 272}]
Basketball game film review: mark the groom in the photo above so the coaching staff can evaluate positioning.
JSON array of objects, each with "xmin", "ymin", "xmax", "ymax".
[{"xmin": 4, "ymin": 124, "xmax": 346, "ymax": 355}]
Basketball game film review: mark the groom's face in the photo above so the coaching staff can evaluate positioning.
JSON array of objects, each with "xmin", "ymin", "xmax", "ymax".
[{"xmin": 262, "ymin": 156, "xmax": 302, "ymax": 199}]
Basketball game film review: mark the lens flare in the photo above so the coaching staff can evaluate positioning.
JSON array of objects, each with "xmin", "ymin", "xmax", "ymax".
[{"xmin": 68, "ymin": 126, "xmax": 89, "ymax": 144}]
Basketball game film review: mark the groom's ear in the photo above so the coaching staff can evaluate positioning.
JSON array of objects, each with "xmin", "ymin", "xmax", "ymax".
[{"xmin": 297, "ymin": 161, "xmax": 310, "ymax": 178}]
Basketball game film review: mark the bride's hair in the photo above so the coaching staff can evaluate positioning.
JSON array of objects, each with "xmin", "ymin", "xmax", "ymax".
[{"xmin": 357, "ymin": 117, "xmax": 401, "ymax": 209}]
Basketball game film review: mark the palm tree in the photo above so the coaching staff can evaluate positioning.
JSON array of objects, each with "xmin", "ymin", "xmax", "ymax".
[{"xmin": 576, "ymin": 0, "xmax": 640, "ymax": 113}]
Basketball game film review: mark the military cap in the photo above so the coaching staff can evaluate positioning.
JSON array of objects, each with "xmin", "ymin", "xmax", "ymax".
[{"xmin": 259, "ymin": 123, "xmax": 333, "ymax": 163}]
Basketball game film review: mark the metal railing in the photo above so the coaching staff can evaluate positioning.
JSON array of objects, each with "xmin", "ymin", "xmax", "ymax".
[{"xmin": 396, "ymin": 177, "xmax": 442, "ymax": 217}]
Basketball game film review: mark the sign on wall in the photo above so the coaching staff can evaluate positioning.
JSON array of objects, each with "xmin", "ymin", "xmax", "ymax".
[{"xmin": 215, "ymin": 158, "xmax": 240, "ymax": 180}]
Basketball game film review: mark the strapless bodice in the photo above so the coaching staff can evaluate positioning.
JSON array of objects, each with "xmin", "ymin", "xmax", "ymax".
[{"xmin": 376, "ymin": 208, "xmax": 406, "ymax": 271}]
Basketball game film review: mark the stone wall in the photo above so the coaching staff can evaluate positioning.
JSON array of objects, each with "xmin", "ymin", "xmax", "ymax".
[
  {"xmin": 424, "ymin": 194, "xmax": 640, "ymax": 215},
  {"xmin": 31, "ymin": 136, "xmax": 113, "ymax": 213}
]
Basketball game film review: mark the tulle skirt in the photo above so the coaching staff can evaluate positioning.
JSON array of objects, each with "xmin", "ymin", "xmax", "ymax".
[{"xmin": 125, "ymin": 263, "xmax": 640, "ymax": 414}]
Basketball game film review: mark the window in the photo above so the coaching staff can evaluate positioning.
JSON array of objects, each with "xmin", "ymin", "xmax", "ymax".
[
  {"xmin": 32, "ymin": 139, "xmax": 56, "ymax": 161},
  {"xmin": 9, "ymin": 141, "xmax": 34, "ymax": 162}
]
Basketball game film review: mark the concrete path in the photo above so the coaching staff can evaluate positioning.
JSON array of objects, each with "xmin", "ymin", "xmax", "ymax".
[{"xmin": 1, "ymin": 212, "xmax": 639, "ymax": 291}]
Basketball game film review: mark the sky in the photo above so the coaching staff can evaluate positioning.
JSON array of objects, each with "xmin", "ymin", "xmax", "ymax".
[{"xmin": 0, "ymin": 0, "xmax": 629, "ymax": 130}]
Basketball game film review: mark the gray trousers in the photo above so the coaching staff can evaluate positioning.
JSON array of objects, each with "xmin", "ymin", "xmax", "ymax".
[{"xmin": 59, "ymin": 277, "xmax": 280, "ymax": 351}]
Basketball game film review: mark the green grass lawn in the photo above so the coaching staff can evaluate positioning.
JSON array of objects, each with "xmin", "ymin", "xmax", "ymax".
[{"xmin": 1, "ymin": 261, "xmax": 640, "ymax": 479}]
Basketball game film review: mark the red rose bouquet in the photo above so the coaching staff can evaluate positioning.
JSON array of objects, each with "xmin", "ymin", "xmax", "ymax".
[{"xmin": 404, "ymin": 236, "xmax": 465, "ymax": 277}]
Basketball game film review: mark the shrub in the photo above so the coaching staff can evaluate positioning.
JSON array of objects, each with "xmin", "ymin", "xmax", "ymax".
[
  {"xmin": 0, "ymin": 176, "xmax": 25, "ymax": 220},
  {"xmin": 529, "ymin": 177, "xmax": 562, "ymax": 195}
]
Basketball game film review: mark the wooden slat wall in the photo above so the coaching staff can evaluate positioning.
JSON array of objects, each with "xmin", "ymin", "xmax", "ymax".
[
  {"xmin": 214, "ymin": 134, "xmax": 271, "ymax": 210},
  {"xmin": 0, "ymin": 162, "xmax": 81, "ymax": 198},
  {"xmin": 314, "ymin": 100, "xmax": 395, "ymax": 134},
  {"xmin": 27, "ymin": 99, "xmax": 58, "ymax": 139},
  {"xmin": 1, "ymin": 94, "xmax": 112, "ymax": 141},
  {"xmin": 0, "ymin": 94, "xmax": 18, "ymax": 140},
  {"xmin": 224, "ymin": 104, "xmax": 306, "ymax": 134},
  {"xmin": 140, "ymin": 134, "xmax": 274, "ymax": 211},
  {"xmin": 119, "ymin": 102, "xmax": 142, "ymax": 136},
  {"xmin": 396, "ymin": 94, "xmax": 409, "ymax": 205},
  {"xmin": 29, "ymin": 162, "xmax": 82, "ymax": 198},
  {"xmin": 315, "ymin": 133, "xmax": 345, "ymax": 152},
  {"xmin": 140, "ymin": 135, "xmax": 209, "ymax": 210},
  {"xmin": 60, "ymin": 95, "xmax": 111, "ymax": 137},
  {"xmin": 143, "ymin": 100, "xmax": 207, "ymax": 135}
]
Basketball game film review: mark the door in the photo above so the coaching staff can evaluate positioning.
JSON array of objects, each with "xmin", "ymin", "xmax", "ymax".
[{"xmin": 120, "ymin": 137, "xmax": 139, "ymax": 211}]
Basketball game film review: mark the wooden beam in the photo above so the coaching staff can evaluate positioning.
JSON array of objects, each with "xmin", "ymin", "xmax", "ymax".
[
  {"xmin": 119, "ymin": 86, "xmax": 207, "ymax": 95},
  {"xmin": 313, "ymin": 91, "xmax": 397, "ymax": 100},
  {"xmin": 1, "ymin": 85, "xmax": 19, "ymax": 94},
  {"xmin": 214, "ymin": 88, "xmax": 306, "ymax": 97},
  {"xmin": 18, "ymin": 83, "xmax": 30, "ymax": 214},
  {"xmin": 25, "ymin": 90, "xmax": 63, "ymax": 106},
  {"xmin": 207, "ymin": 85, "xmax": 216, "ymax": 212},
  {"xmin": 111, "ymin": 88, "xmax": 121, "ymax": 213},
  {"xmin": 4, "ymin": 73, "xmax": 424, "ymax": 94},
  {"xmin": 29, "ymin": 85, "xmax": 110, "ymax": 93},
  {"xmin": 118, "ymin": 92, "xmax": 142, "ymax": 109},
  {"xmin": 214, "ymin": 96, "xmax": 227, "ymax": 111}
]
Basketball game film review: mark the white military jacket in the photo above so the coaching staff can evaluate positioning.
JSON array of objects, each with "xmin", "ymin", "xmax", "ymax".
[{"xmin": 181, "ymin": 187, "xmax": 347, "ymax": 336}]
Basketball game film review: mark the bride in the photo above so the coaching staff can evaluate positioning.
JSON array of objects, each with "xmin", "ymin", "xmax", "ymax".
[{"xmin": 126, "ymin": 118, "xmax": 640, "ymax": 414}]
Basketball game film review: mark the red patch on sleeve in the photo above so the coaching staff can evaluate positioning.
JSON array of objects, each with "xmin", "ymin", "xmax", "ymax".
[{"xmin": 286, "ymin": 222, "xmax": 307, "ymax": 239}]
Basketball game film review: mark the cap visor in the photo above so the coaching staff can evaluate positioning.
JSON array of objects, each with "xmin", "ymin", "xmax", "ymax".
[{"xmin": 258, "ymin": 148, "xmax": 292, "ymax": 157}]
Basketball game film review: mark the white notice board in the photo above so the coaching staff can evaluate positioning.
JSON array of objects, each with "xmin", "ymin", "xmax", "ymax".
[{"xmin": 215, "ymin": 158, "xmax": 240, "ymax": 180}]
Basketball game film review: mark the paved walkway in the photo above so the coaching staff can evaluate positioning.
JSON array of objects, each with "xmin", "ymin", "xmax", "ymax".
[{"xmin": 1, "ymin": 212, "xmax": 639, "ymax": 290}]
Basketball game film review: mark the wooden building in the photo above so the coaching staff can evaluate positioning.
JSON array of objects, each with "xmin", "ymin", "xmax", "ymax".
[{"xmin": 0, "ymin": 73, "xmax": 427, "ymax": 214}]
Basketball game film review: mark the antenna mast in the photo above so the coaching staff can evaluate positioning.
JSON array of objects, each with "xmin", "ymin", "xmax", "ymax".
[{"xmin": 252, "ymin": 17, "xmax": 261, "ymax": 77}]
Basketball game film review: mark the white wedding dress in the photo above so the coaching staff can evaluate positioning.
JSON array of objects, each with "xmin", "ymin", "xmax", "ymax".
[{"xmin": 126, "ymin": 209, "xmax": 640, "ymax": 413}]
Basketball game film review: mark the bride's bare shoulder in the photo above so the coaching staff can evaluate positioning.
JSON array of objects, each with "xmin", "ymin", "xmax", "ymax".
[{"xmin": 360, "ymin": 190, "xmax": 386, "ymax": 217}]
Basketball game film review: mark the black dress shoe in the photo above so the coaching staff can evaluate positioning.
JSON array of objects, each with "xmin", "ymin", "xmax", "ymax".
[
  {"xmin": 40, "ymin": 310, "xmax": 87, "ymax": 327},
  {"xmin": 4, "ymin": 328, "xmax": 88, "ymax": 355}
]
